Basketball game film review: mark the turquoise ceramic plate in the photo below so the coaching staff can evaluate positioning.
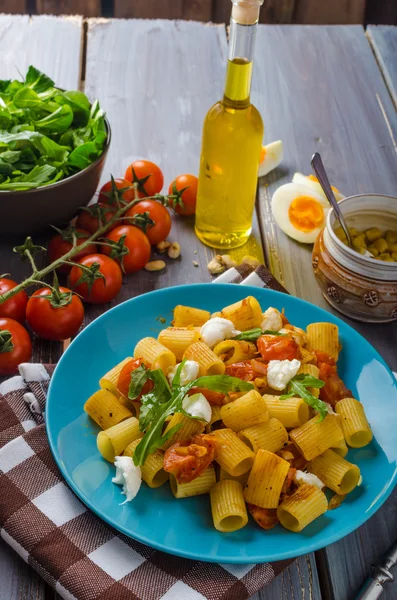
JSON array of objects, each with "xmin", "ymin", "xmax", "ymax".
[{"xmin": 46, "ymin": 284, "xmax": 397, "ymax": 563}]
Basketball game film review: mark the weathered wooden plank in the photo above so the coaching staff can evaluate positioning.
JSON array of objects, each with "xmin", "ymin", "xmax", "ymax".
[
  {"xmin": 0, "ymin": 539, "xmax": 46, "ymax": 600},
  {"xmin": 114, "ymin": 0, "xmax": 212, "ymax": 21},
  {"xmin": 367, "ymin": 25, "xmax": 397, "ymax": 110},
  {"xmin": 253, "ymin": 24, "xmax": 397, "ymax": 600},
  {"xmin": 36, "ymin": 0, "xmax": 100, "ymax": 17},
  {"xmin": 0, "ymin": 0, "xmax": 27, "ymax": 13},
  {"xmin": 252, "ymin": 554, "xmax": 322, "ymax": 600},
  {"xmin": 294, "ymin": 0, "xmax": 365, "ymax": 24}
]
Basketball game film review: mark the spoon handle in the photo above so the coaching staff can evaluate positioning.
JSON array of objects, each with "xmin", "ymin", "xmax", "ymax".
[{"xmin": 311, "ymin": 153, "xmax": 352, "ymax": 247}]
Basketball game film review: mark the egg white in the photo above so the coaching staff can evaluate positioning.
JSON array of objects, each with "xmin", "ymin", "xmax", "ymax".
[
  {"xmin": 292, "ymin": 172, "xmax": 344, "ymax": 202},
  {"xmin": 258, "ymin": 140, "xmax": 283, "ymax": 177},
  {"xmin": 271, "ymin": 182, "xmax": 329, "ymax": 243}
]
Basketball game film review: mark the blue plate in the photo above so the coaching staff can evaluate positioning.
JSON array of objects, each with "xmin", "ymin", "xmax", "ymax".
[{"xmin": 46, "ymin": 284, "xmax": 397, "ymax": 563}]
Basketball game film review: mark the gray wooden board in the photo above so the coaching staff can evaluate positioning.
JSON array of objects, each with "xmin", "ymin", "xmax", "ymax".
[
  {"xmin": 367, "ymin": 25, "xmax": 397, "ymax": 110},
  {"xmin": 252, "ymin": 24, "xmax": 397, "ymax": 600}
]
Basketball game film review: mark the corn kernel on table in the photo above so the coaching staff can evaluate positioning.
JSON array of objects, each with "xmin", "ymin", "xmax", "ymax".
[{"xmin": 0, "ymin": 15, "xmax": 396, "ymax": 600}]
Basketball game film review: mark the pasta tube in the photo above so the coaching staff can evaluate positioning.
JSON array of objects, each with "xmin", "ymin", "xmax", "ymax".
[
  {"xmin": 173, "ymin": 305, "xmax": 210, "ymax": 327},
  {"xmin": 99, "ymin": 357, "xmax": 133, "ymax": 400},
  {"xmin": 277, "ymin": 484, "xmax": 328, "ymax": 532},
  {"xmin": 163, "ymin": 412, "xmax": 205, "ymax": 449},
  {"xmin": 238, "ymin": 418, "xmax": 289, "ymax": 453},
  {"xmin": 221, "ymin": 390, "xmax": 268, "ymax": 432},
  {"xmin": 134, "ymin": 337, "xmax": 176, "ymax": 373},
  {"xmin": 331, "ymin": 435, "xmax": 348, "ymax": 458},
  {"xmin": 298, "ymin": 363, "xmax": 320, "ymax": 398},
  {"xmin": 299, "ymin": 347, "xmax": 316, "ymax": 365},
  {"xmin": 335, "ymin": 398, "xmax": 372, "ymax": 448},
  {"xmin": 170, "ymin": 465, "xmax": 216, "ymax": 498},
  {"xmin": 244, "ymin": 449, "xmax": 290, "ymax": 509},
  {"xmin": 262, "ymin": 394, "xmax": 310, "ymax": 428},
  {"xmin": 158, "ymin": 327, "xmax": 201, "ymax": 361},
  {"xmin": 183, "ymin": 342, "xmax": 225, "ymax": 376},
  {"xmin": 308, "ymin": 449, "xmax": 361, "ymax": 494},
  {"xmin": 306, "ymin": 322, "xmax": 339, "ymax": 361},
  {"xmin": 97, "ymin": 417, "xmax": 141, "ymax": 462},
  {"xmin": 124, "ymin": 438, "xmax": 169, "ymax": 488},
  {"xmin": 219, "ymin": 467, "xmax": 249, "ymax": 488},
  {"xmin": 213, "ymin": 340, "xmax": 257, "ymax": 365},
  {"xmin": 210, "ymin": 480, "xmax": 248, "ymax": 532},
  {"xmin": 289, "ymin": 414, "xmax": 343, "ymax": 461},
  {"xmin": 209, "ymin": 404, "xmax": 222, "ymax": 426},
  {"xmin": 213, "ymin": 428, "xmax": 255, "ymax": 476},
  {"xmin": 220, "ymin": 296, "xmax": 262, "ymax": 330},
  {"xmin": 84, "ymin": 389, "xmax": 132, "ymax": 430}
]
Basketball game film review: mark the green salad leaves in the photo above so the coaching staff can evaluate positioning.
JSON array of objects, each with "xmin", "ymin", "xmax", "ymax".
[
  {"xmin": 0, "ymin": 66, "xmax": 107, "ymax": 190},
  {"xmin": 131, "ymin": 361, "xmax": 254, "ymax": 466},
  {"xmin": 280, "ymin": 373, "xmax": 328, "ymax": 420}
]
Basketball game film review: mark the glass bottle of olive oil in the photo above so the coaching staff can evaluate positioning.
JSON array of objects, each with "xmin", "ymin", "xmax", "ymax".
[{"xmin": 195, "ymin": 0, "xmax": 264, "ymax": 249}]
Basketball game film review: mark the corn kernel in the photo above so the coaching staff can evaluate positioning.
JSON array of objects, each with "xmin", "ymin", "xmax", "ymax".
[
  {"xmin": 391, "ymin": 252, "xmax": 397, "ymax": 261},
  {"xmin": 385, "ymin": 230, "xmax": 397, "ymax": 245},
  {"xmin": 365, "ymin": 227, "xmax": 382, "ymax": 243},
  {"xmin": 378, "ymin": 252, "xmax": 392, "ymax": 261},
  {"xmin": 373, "ymin": 238, "xmax": 388, "ymax": 253},
  {"xmin": 352, "ymin": 235, "xmax": 367, "ymax": 250},
  {"xmin": 367, "ymin": 245, "xmax": 379, "ymax": 257}
]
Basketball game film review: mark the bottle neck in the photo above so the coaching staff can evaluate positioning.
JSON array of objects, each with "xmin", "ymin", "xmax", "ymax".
[{"xmin": 223, "ymin": 18, "xmax": 257, "ymax": 107}]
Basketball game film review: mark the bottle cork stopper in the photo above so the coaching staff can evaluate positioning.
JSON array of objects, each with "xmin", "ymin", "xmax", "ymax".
[{"xmin": 231, "ymin": 0, "xmax": 263, "ymax": 25}]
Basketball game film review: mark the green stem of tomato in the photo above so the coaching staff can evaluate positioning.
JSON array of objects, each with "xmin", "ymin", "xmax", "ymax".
[{"xmin": 0, "ymin": 192, "xmax": 170, "ymax": 305}]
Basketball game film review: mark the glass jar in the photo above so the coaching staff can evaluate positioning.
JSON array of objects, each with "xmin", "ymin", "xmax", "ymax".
[{"xmin": 312, "ymin": 194, "xmax": 397, "ymax": 323}]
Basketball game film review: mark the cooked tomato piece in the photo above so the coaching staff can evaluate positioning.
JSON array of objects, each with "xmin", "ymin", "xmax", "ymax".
[
  {"xmin": 257, "ymin": 335, "xmax": 298, "ymax": 362},
  {"xmin": 225, "ymin": 361, "xmax": 256, "ymax": 381},
  {"xmin": 163, "ymin": 434, "xmax": 217, "ymax": 484},
  {"xmin": 187, "ymin": 387, "xmax": 225, "ymax": 406},
  {"xmin": 248, "ymin": 504, "xmax": 279, "ymax": 530},
  {"xmin": 318, "ymin": 362, "xmax": 352, "ymax": 407},
  {"xmin": 281, "ymin": 468, "xmax": 296, "ymax": 496},
  {"xmin": 117, "ymin": 358, "xmax": 153, "ymax": 399},
  {"xmin": 315, "ymin": 351, "xmax": 336, "ymax": 366}
]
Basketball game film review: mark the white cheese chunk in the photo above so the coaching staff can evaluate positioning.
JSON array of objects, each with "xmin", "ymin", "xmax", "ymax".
[
  {"xmin": 112, "ymin": 456, "xmax": 142, "ymax": 504},
  {"xmin": 267, "ymin": 358, "xmax": 301, "ymax": 391},
  {"xmin": 182, "ymin": 392, "xmax": 212, "ymax": 423},
  {"xmin": 168, "ymin": 360, "xmax": 199, "ymax": 386},
  {"xmin": 200, "ymin": 317, "xmax": 240, "ymax": 349},
  {"xmin": 261, "ymin": 307, "xmax": 283, "ymax": 332},
  {"xmin": 294, "ymin": 470, "xmax": 324, "ymax": 489}
]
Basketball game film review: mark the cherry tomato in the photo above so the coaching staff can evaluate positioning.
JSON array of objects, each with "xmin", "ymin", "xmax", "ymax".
[
  {"xmin": 0, "ymin": 278, "xmax": 28, "ymax": 323},
  {"xmin": 124, "ymin": 160, "xmax": 164, "ymax": 197},
  {"xmin": 164, "ymin": 434, "xmax": 217, "ymax": 484},
  {"xmin": 318, "ymin": 362, "xmax": 352, "ymax": 407},
  {"xmin": 76, "ymin": 203, "xmax": 116, "ymax": 235},
  {"xmin": 102, "ymin": 225, "xmax": 151, "ymax": 273},
  {"xmin": 117, "ymin": 358, "xmax": 154, "ymax": 399},
  {"xmin": 0, "ymin": 318, "xmax": 32, "ymax": 375},
  {"xmin": 168, "ymin": 174, "xmax": 198, "ymax": 216},
  {"xmin": 125, "ymin": 200, "xmax": 171, "ymax": 246},
  {"xmin": 225, "ymin": 359, "xmax": 268, "ymax": 381},
  {"xmin": 248, "ymin": 505, "xmax": 278, "ymax": 531},
  {"xmin": 98, "ymin": 178, "xmax": 137, "ymax": 206},
  {"xmin": 26, "ymin": 287, "xmax": 84, "ymax": 341},
  {"xmin": 257, "ymin": 335, "xmax": 298, "ymax": 362},
  {"xmin": 187, "ymin": 387, "xmax": 225, "ymax": 406},
  {"xmin": 47, "ymin": 228, "xmax": 97, "ymax": 274},
  {"xmin": 68, "ymin": 254, "xmax": 122, "ymax": 304}
]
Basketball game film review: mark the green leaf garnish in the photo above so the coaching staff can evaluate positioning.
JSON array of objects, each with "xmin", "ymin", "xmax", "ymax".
[
  {"xmin": 263, "ymin": 330, "xmax": 287, "ymax": 336},
  {"xmin": 280, "ymin": 373, "xmax": 328, "ymax": 420},
  {"xmin": 128, "ymin": 364, "xmax": 149, "ymax": 400},
  {"xmin": 234, "ymin": 328, "xmax": 262, "ymax": 341}
]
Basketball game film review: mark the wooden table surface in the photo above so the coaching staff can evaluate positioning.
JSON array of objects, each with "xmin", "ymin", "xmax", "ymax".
[{"xmin": 0, "ymin": 15, "xmax": 396, "ymax": 600}]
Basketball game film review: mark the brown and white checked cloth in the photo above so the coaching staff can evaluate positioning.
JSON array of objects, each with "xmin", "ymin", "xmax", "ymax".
[{"xmin": 0, "ymin": 266, "xmax": 295, "ymax": 600}]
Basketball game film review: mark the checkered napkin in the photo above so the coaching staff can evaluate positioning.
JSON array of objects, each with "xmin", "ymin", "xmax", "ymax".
[{"xmin": 0, "ymin": 265, "xmax": 295, "ymax": 600}]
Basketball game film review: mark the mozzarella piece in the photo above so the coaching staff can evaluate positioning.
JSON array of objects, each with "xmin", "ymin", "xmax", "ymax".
[
  {"xmin": 112, "ymin": 456, "xmax": 142, "ymax": 504},
  {"xmin": 294, "ymin": 470, "xmax": 324, "ymax": 489},
  {"xmin": 168, "ymin": 360, "xmax": 199, "ymax": 386},
  {"xmin": 200, "ymin": 317, "xmax": 240, "ymax": 349},
  {"xmin": 261, "ymin": 307, "xmax": 283, "ymax": 332},
  {"xmin": 267, "ymin": 358, "xmax": 301, "ymax": 391},
  {"xmin": 182, "ymin": 392, "xmax": 212, "ymax": 423},
  {"xmin": 258, "ymin": 140, "xmax": 283, "ymax": 177}
]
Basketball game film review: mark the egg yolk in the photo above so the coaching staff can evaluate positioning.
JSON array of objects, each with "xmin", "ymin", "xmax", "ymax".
[
  {"xmin": 288, "ymin": 196, "xmax": 324, "ymax": 232},
  {"xmin": 307, "ymin": 175, "xmax": 340, "ymax": 194}
]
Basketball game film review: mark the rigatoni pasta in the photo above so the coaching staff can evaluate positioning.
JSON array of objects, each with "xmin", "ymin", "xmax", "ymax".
[
  {"xmin": 99, "ymin": 357, "xmax": 133, "ymax": 399},
  {"xmin": 238, "ymin": 418, "xmax": 289, "ymax": 453},
  {"xmin": 308, "ymin": 449, "xmax": 360, "ymax": 494},
  {"xmin": 170, "ymin": 466, "xmax": 216, "ymax": 498},
  {"xmin": 335, "ymin": 397, "xmax": 373, "ymax": 448},
  {"xmin": 277, "ymin": 484, "xmax": 328, "ymax": 532},
  {"xmin": 213, "ymin": 340, "xmax": 257, "ymax": 365},
  {"xmin": 183, "ymin": 342, "xmax": 225, "ymax": 376},
  {"xmin": 163, "ymin": 412, "xmax": 206, "ymax": 449},
  {"xmin": 134, "ymin": 337, "xmax": 176, "ymax": 373},
  {"xmin": 158, "ymin": 327, "xmax": 201, "ymax": 360},
  {"xmin": 173, "ymin": 305, "xmax": 210, "ymax": 327},
  {"xmin": 244, "ymin": 449, "xmax": 290, "ymax": 508},
  {"xmin": 289, "ymin": 414, "xmax": 343, "ymax": 461},
  {"xmin": 306, "ymin": 322, "xmax": 339, "ymax": 361},
  {"xmin": 213, "ymin": 428, "xmax": 255, "ymax": 476},
  {"xmin": 262, "ymin": 394, "xmax": 310, "ymax": 428},
  {"xmin": 124, "ymin": 438, "xmax": 169, "ymax": 488},
  {"xmin": 97, "ymin": 417, "xmax": 141, "ymax": 462},
  {"xmin": 84, "ymin": 389, "xmax": 132, "ymax": 430},
  {"xmin": 220, "ymin": 296, "xmax": 262, "ymax": 330},
  {"xmin": 210, "ymin": 480, "xmax": 248, "ymax": 532},
  {"xmin": 221, "ymin": 390, "xmax": 268, "ymax": 432}
]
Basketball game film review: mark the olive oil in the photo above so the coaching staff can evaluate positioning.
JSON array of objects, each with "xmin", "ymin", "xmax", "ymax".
[{"xmin": 195, "ymin": 1, "xmax": 264, "ymax": 249}]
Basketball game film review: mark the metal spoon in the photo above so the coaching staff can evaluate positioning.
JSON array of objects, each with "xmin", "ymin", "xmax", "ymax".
[{"xmin": 311, "ymin": 152, "xmax": 353, "ymax": 248}]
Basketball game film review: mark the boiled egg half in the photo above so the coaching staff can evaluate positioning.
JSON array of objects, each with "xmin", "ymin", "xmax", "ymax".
[
  {"xmin": 292, "ymin": 172, "xmax": 344, "ymax": 202},
  {"xmin": 258, "ymin": 140, "xmax": 283, "ymax": 177},
  {"xmin": 271, "ymin": 182, "xmax": 329, "ymax": 243}
]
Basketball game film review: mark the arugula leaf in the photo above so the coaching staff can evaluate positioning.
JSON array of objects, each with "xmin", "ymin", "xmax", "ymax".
[
  {"xmin": 128, "ymin": 364, "xmax": 149, "ymax": 400},
  {"xmin": 25, "ymin": 66, "xmax": 54, "ymax": 93},
  {"xmin": 263, "ymin": 330, "xmax": 287, "ymax": 336},
  {"xmin": 193, "ymin": 375, "xmax": 254, "ymax": 394},
  {"xmin": 280, "ymin": 373, "xmax": 328, "ymax": 420},
  {"xmin": 234, "ymin": 328, "xmax": 262, "ymax": 341},
  {"xmin": 171, "ymin": 359, "xmax": 186, "ymax": 388},
  {"xmin": 138, "ymin": 369, "xmax": 172, "ymax": 432}
]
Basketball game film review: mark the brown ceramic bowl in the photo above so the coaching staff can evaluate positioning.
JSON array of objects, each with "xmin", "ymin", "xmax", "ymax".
[
  {"xmin": 313, "ymin": 194, "xmax": 397, "ymax": 323},
  {"xmin": 0, "ymin": 118, "xmax": 111, "ymax": 237}
]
